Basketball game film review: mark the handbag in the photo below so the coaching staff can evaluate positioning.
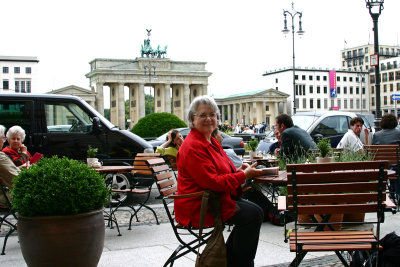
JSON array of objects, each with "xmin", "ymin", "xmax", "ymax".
[{"xmin": 195, "ymin": 190, "xmax": 227, "ymax": 267}]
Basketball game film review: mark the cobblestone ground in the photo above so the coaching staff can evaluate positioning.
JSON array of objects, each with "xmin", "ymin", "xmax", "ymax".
[{"xmin": 264, "ymin": 254, "xmax": 343, "ymax": 267}]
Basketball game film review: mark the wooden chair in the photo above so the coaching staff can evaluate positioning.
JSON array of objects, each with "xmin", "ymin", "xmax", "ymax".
[
  {"xmin": 163, "ymin": 155, "xmax": 178, "ymax": 179},
  {"xmin": 365, "ymin": 145, "xmax": 400, "ymax": 210},
  {"xmin": 0, "ymin": 186, "xmax": 18, "ymax": 255},
  {"xmin": 146, "ymin": 158, "xmax": 214, "ymax": 267},
  {"xmin": 279, "ymin": 161, "xmax": 389, "ymax": 267}
]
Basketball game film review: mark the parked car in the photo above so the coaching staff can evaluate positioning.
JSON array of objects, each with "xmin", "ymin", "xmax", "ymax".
[
  {"xmin": 257, "ymin": 111, "xmax": 374, "ymax": 151},
  {"xmin": 148, "ymin": 127, "xmax": 245, "ymax": 155}
]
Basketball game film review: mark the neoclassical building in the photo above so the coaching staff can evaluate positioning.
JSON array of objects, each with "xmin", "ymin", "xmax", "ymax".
[
  {"xmin": 47, "ymin": 85, "xmax": 97, "ymax": 108},
  {"xmin": 214, "ymin": 89, "xmax": 289, "ymax": 127},
  {"xmin": 85, "ymin": 57, "xmax": 212, "ymax": 128}
]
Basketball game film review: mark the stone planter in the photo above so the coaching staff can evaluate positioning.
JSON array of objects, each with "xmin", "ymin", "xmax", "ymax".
[
  {"xmin": 316, "ymin": 157, "xmax": 333, "ymax": 163},
  {"xmin": 249, "ymin": 151, "xmax": 257, "ymax": 161},
  {"xmin": 18, "ymin": 209, "xmax": 105, "ymax": 267},
  {"xmin": 87, "ymin": 157, "xmax": 98, "ymax": 167}
]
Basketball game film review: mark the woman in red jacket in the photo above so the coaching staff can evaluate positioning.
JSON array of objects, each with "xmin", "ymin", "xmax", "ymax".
[
  {"xmin": 2, "ymin": 125, "xmax": 31, "ymax": 168},
  {"xmin": 176, "ymin": 95, "xmax": 268, "ymax": 267}
]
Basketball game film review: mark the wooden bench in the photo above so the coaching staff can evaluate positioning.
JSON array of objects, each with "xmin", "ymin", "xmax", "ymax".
[{"xmin": 279, "ymin": 161, "xmax": 388, "ymax": 267}]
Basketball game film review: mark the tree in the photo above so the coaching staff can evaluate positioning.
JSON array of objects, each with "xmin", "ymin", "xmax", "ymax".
[{"xmin": 131, "ymin": 112, "xmax": 187, "ymax": 138}]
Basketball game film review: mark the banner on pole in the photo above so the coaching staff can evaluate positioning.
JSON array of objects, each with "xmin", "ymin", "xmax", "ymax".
[{"xmin": 329, "ymin": 71, "xmax": 337, "ymax": 98}]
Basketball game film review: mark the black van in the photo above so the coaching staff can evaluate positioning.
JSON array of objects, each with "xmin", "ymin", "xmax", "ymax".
[{"xmin": 0, "ymin": 93, "xmax": 154, "ymax": 165}]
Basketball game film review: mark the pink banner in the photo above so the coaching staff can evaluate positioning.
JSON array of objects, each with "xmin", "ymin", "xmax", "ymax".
[{"xmin": 329, "ymin": 71, "xmax": 337, "ymax": 98}]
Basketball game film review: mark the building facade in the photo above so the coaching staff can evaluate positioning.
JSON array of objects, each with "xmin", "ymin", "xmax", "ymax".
[
  {"xmin": 263, "ymin": 68, "xmax": 369, "ymax": 115},
  {"xmin": 47, "ymin": 85, "xmax": 97, "ymax": 108},
  {"xmin": 340, "ymin": 44, "xmax": 400, "ymax": 72},
  {"xmin": 0, "ymin": 56, "xmax": 39, "ymax": 93},
  {"xmin": 214, "ymin": 89, "xmax": 289, "ymax": 127}
]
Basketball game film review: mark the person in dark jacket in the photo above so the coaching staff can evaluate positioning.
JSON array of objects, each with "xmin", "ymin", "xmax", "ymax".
[
  {"xmin": 275, "ymin": 114, "xmax": 316, "ymax": 162},
  {"xmin": 372, "ymin": 113, "xmax": 400, "ymax": 145}
]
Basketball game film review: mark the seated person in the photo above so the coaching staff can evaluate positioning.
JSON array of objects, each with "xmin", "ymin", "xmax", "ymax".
[
  {"xmin": 0, "ymin": 125, "xmax": 20, "ymax": 207},
  {"xmin": 155, "ymin": 129, "xmax": 184, "ymax": 157},
  {"xmin": 212, "ymin": 128, "xmax": 243, "ymax": 169},
  {"xmin": 337, "ymin": 117, "xmax": 369, "ymax": 152},
  {"xmin": 2, "ymin": 125, "xmax": 31, "ymax": 167},
  {"xmin": 268, "ymin": 128, "xmax": 281, "ymax": 155},
  {"xmin": 372, "ymin": 113, "xmax": 400, "ymax": 145}
]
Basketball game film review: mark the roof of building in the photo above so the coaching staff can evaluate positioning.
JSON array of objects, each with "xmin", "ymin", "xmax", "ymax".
[
  {"xmin": 0, "ymin": 56, "xmax": 39, "ymax": 62},
  {"xmin": 213, "ymin": 88, "xmax": 289, "ymax": 100}
]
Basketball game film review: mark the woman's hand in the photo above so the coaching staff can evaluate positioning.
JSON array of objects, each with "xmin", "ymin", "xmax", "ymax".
[
  {"xmin": 243, "ymin": 162, "xmax": 272, "ymax": 179},
  {"xmin": 20, "ymin": 144, "xmax": 28, "ymax": 154},
  {"xmin": 237, "ymin": 163, "xmax": 250, "ymax": 172},
  {"xmin": 161, "ymin": 131, "xmax": 173, "ymax": 148},
  {"xmin": 19, "ymin": 161, "xmax": 30, "ymax": 169}
]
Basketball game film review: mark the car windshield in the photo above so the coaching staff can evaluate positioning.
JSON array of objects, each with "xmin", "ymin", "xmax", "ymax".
[{"xmin": 292, "ymin": 114, "xmax": 321, "ymax": 131}]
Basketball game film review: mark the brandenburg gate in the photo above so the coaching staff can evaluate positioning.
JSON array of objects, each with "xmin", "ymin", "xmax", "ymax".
[{"xmin": 86, "ymin": 31, "xmax": 212, "ymax": 128}]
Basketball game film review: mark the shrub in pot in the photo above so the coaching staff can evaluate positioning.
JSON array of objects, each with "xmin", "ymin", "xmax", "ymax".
[
  {"xmin": 12, "ymin": 156, "xmax": 109, "ymax": 267},
  {"xmin": 245, "ymin": 138, "xmax": 259, "ymax": 160},
  {"xmin": 87, "ymin": 145, "xmax": 99, "ymax": 167},
  {"xmin": 316, "ymin": 137, "xmax": 332, "ymax": 163}
]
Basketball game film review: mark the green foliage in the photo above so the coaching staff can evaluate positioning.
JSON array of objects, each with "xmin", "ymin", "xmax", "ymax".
[
  {"xmin": 11, "ymin": 156, "xmax": 109, "ymax": 217},
  {"xmin": 335, "ymin": 149, "xmax": 373, "ymax": 162},
  {"xmin": 87, "ymin": 145, "xmax": 98, "ymax": 158},
  {"xmin": 245, "ymin": 139, "xmax": 259, "ymax": 152},
  {"xmin": 316, "ymin": 138, "xmax": 332, "ymax": 158},
  {"xmin": 131, "ymin": 112, "xmax": 187, "ymax": 138}
]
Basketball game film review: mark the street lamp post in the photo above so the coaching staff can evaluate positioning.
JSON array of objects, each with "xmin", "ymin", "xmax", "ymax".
[
  {"xmin": 282, "ymin": 1, "xmax": 304, "ymax": 115},
  {"xmin": 357, "ymin": 72, "xmax": 366, "ymax": 114},
  {"xmin": 365, "ymin": 0, "xmax": 384, "ymax": 129},
  {"xmin": 144, "ymin": 63, "xmax": 156, "ymax": 114}
]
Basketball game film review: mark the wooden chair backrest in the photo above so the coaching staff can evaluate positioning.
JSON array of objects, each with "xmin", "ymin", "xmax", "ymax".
[
  {"xmin": 147, "ymin": 158, "xmax": 177, "ymax": 197},
  {"xmin": 164, "ymin": 155, "xmax": 178, "ymax": 171},
  {"xmin": 133, "ymin": 153, "xmax": 161, "ymax": 175},
  {"xmin": 364, "ymin": 145, "xmax": 400, "ymax": 166},
  {"xmin": 286, "ymin": 161, "xmax": 388, "ymax": 216}
]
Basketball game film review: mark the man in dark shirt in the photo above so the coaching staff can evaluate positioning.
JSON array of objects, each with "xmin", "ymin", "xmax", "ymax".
[{"xmin": 275, "ymin": 114, "xmax": 316, "ymax": 162}]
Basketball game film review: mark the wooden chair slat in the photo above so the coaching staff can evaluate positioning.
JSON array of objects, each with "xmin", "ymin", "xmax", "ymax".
[
  {"xmin": 290, "ymin": 244, "xmax": 378, "ymax": 252},
  {"xmin": 155, "ymin": 171, "xmax": 173, "ymax": 182},
  {"xmin": 290, "ymin": 231, "xmax": 373, "ymax": 237},
  {"xmin": 152, "ymin": 164, "xmax": 170, "ymax": 173},
  {"xmin": 287, "ymin": 170, "xmax": 386, "ymax": 184},
  {"xmin": 161, "ymin": 186, "xmax": 177, "ymax": 197},
  {"xmin": 294, "ymin": 203, "xmax": 378, "ymax": 214},
  {"xmin": 286, "ymin": 161, "xmax": 388, "ymax": 173},
  {"xmin": 158, "ymin": 179, "xmax": 175, "ymax": 190},
  {"xmin": 287, "ymin": 182, "xmax": 385, "ymax": 194},
  {"xmin": 288, "ymin": 193, "xmax": 381, "ymax": 205}
]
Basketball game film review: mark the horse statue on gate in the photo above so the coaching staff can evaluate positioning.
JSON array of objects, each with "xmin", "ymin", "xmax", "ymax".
[{"xmin": 139, "ymin": 29, "xmax": 168, "ymax": 58}]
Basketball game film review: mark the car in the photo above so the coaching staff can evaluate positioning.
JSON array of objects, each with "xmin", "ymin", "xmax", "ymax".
[
  {"xmin": 291, "ymin": 111, "xmax": 373, "ymax": 147},
  {"xmin": 257, "ymin": 111, "xmax": 374, "ymax": 151},
  {"xmin": 148, "ymin": 127, "xmax": 245, "ymax": 155}
]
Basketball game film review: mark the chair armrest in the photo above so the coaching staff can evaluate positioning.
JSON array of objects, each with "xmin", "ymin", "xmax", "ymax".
[
  {"xmin": 168, "ymin": 191, "xmax": 204, "ymax": 199},
  {"xmin": 278, "ymin": 196, "xmax": 287, "ymax": 211}
]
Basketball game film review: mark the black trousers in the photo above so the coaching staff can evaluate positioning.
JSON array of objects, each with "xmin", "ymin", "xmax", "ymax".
[{"xmin": 225, "ymin": 198, "xmax": 264, "ymax": 267}]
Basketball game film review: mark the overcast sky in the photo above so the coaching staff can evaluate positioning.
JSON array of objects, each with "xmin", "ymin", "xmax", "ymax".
[{"xmin": 2, "ymin": 0, "xmax": 400, "ymax": 106}]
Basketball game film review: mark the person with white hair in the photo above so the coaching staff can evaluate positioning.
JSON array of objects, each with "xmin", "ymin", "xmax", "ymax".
[
  {"xmin": 0, "ymin": 125, "xmax": 20, "ymax": 206},
  {"xmin": 2, "ymin": 125, "xmax": 31, "ymax": 167}
]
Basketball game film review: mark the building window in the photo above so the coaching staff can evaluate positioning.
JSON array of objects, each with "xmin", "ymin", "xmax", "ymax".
[
  {"xmin": 344, "ymin": 77, "xmax": 347, "ymax": 82},
  {"xmin": 344, "ymin": 99, "xmax": 348, "ymax": 109},
  {"xmin": 25, "ymin": 67, "xmax": 31, "ymax": 74},
  {"xmin": 371, "ymin": 97, "xmax": 375, "ymax": 106},
  {"xmin": 21, "ymin": 81, "xmax": 25, "ymax": 93},
  {"xmin": 295, "ymin": 75, "xmax": 298, "ymax": 80},
  {"xmin": 310, "ymin": 99, "xmax": 314, "ymax": 109},
  {"xmin": 356, "ymin": 87, "xmax": 360, "ymax": 94},
  {"xmin": 2, "ymin": 67, "xmax": 8, "ymax": 73},
  {"xmin": 317, "ymin": 86, "xmax": 320, "ymax": 94},
  {"xmin": 317, "ymin": 99, "xmax": 321, "ymax": 109},
  {"xmin": 396, "ymin": 71, "xmax": 400, "ymax": 80},
  {"xmin": 317, "ymin": 76, "xmax": 320, "ymax": 81},
  {"xmin": 324, "ymin": 86, "xmax": 327, "ymax": 94},
  {"xmin": 370, "ymin": 75, "xmax": 375, "ymax": 83},
  {"xmin": 356, "ymin": 99, "xmax": 360, "ymax": 109},
  {"xmin": 309, "ymin": 85, "xmax": 313, "ymax": 94},
  {"xmin": 390, "ymin": 84, "xmax": 394, "ymax": 92},
  {"xmin": 344, "ymin": 87, "xmax": 347, "ymax": 94},
  {"xmin": 362, "ymin": 87, "xmax": 365, "ymax": 94},
  {"xmin": 365, "ymin": 56, "xmax": 369, "ymax": 63},
  {"xmin": 397, "ymin": 83, "xmax": 400, "ymax": 91},
  {"xmin": 2, "ymin": 80, "xmax": 9, "ymax": 90},
  {"xmin": 302, "ymin": 85, "xmax": 305, "ymax": 95},
  {"xmin": 391, "ymin": 98, "xmax": 394, "ymax": 105},
  {"xmin": 365, "ymin": 47, "xmax": 368, "ymax": 53},
  {"xmin": 337, "ymin": 76, "xmax": 341, "ymax": 82},
  {"xmin": 302, "ymin": 75, "xmax": 306, "ymax": 80},
  {"xmin": 389, "ymin": 72, "xmax": 394, "ymax": 81},
  {"xmin": 303, "ymin": 99, "xmax": 306, "ymax": 109},
  {"xmin": 14, "ymin": 67, "xmax": 20, "ymax": 73},
  {"xmin": 265, "ymin": 105, "xmax": 269, "ymax": 111},
  {"xmin": 309, "ymin": 75, "xmax": 313, "ymax": 80},
  {"xmin": 384, "ymin": 85, "xmax": 387, "ymax": 92},
  {"xmin": 331, "ymin": 99, "xmax": 334, "ymax": 108},
  {"xmin": 323, "ymin": 76, "xmax": 327, "ymax": 81},
  {"xmin": 324, "ymin": 99, "xmax": 327, "ymax": 109},
  {"xmin": 337, "ymin": 87, "xmax": 341, "ymax": 94},
  {"xmin": 26, "ymin": 81, "xmax": 31, "ymax": 93},
  {"xmin": 350, "ymin": 86, "xmax": 353, "ymax": 94},
  {"xmin": 384, "ymin": 96, "xmax": 387, "ymax": 105},
  {"xmin": 382, "ymin": 73, "xmax": 388, "ymax": 82},
  {"xmin": 338, "ymin": 99, "xmax": 341, "ymax": 108},
  {"xmin": 363, "ymin": 99, "xmax": 366, "ymax": 109},
  {"xmin": 350, "ymin": 99, "xmax": 354, "ymax": 109},
  {"xmin": 15, "ymin": 81, "xmax": 19, "ymax": 92},
  {"xmin": 349, "ymin": 77, "xmax": 353, "ymax": 82},
  {"xmin": 372, "ymin": 86, "xmax": 375, "ymax": 94}
]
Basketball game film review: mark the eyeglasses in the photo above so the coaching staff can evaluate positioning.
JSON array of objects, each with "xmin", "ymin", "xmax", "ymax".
[{"xmin": 194, "ymin": 113, "xmax": 217, "ymax": 120}]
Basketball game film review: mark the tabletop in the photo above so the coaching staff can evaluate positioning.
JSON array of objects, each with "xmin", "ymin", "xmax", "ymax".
[{"xmin": 93, "ymin": 165, "xmax": 135, "ymax": 173}]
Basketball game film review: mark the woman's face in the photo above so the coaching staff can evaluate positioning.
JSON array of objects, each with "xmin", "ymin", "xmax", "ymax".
[
  {"xmin": 192, "ymin": 103, "xmax": 218, "ymax": 137},
  {"xmin": 173, "ymin": 133, "xmax": 184, "ymax": 146},
  {"xmin": 9, "ymin": 134, "xmax": 23, "ymax": 151}
]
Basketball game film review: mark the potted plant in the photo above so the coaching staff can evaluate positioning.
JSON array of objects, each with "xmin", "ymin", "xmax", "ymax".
[
  {"xmin": 11, "ymin": 156, "xmax": 109, "ymax": 267},
  {"xmin": 87, "ymin": 145, "xmax": 99, "ymax": 166},
  {"xmin": 316, "ymin": 137, "xmax": 332, "ymax": 163},
  {"xmin": 245, "ymin": 138, "xmax": 259, "ymax": 160}
]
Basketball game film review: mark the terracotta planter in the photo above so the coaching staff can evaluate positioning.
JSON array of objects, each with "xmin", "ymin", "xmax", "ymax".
[
  {"xmin": 18, "ymin": 209, "xmax": 105, "ymax": 267},
  {"xmin": 316, "ymin": 157, "xmax": 333, "ymax": 163}
]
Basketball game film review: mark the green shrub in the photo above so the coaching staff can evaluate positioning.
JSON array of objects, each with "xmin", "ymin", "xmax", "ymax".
[
  {"xmin": 245, "ymin": 139, "xmax": 259, "ymax": 151},
  {"xmin": 87, "ymin": 145, "xmax": 98, "ymax": 158},
  {"xmin": 11, "ymin": 156, "xmax": 109, "ymax": 217},
  {"xmin": 316, "ymin": 138, "xmax": 332, "ymax": 158},
  {"xmin": 131, "ymin": 112, "xmax": 187, "ymax": 138}
]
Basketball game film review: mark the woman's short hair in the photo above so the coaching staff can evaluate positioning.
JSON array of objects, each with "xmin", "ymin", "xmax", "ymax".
[
  {"xmin": 380, "ymin": 113, "xmax": 398, "ymax": 129},
  {"xmin": 166, "ymin": 129, "xmax": 180, "ymax": 148},
  {"xmin": 0, "ymin": 125, "xmax": 5, "ymax": 137},
  {"xmin": 350, "ymin": 117, "xmax": 364, "ymax": 126},
  {"xmin": 6, "ymin": 125, "xmax": 26, "ymax": 142},
  {"xmin": 187, "ymin": 95, "xmax": 220, "ymax": 129}
]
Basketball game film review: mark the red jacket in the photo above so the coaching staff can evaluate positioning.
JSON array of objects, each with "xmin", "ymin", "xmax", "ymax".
[
  {"xmin": 175, "ymin": 129, "xmax": 246, "ymax": 228},
  {"xmin": 2, "ymin": 147, "xmax": 31, "ymax": 167}
]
